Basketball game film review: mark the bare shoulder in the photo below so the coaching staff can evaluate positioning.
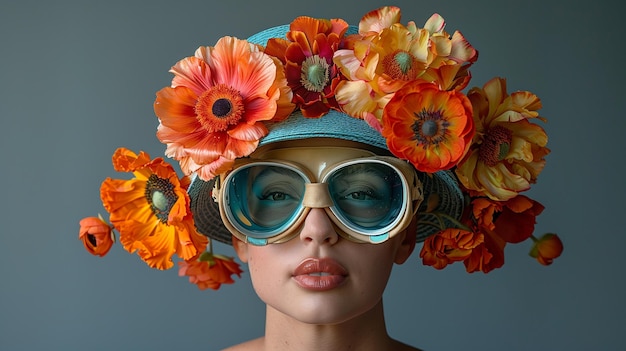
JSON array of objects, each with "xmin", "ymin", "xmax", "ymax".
[
  {"xmin": 220, "ymin": 337, "xmax": 264, "ymax": 351},
  {"xmin": 392, "ymin": 339, "xmax": 423, "ymax": 351}
]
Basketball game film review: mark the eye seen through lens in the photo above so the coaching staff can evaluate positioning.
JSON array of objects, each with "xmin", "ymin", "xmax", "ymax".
[
  {"xmin": 226, "ymin": 164, "xmax": 307, "ymax": 237},
  {"xmin": 326, "ymin": 162, "xmax": 405, "ymax": 233}
]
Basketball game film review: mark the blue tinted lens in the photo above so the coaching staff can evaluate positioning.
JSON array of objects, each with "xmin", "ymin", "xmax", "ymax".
[
  {"xmin": 327, "ymin": 162, "xmax": 405, "ymax": 234},
  {"xmin": 225, "ymin": 164, "xmax": 307, "ymax": 238}
]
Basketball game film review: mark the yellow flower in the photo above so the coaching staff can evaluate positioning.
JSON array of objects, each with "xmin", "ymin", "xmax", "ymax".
[
  {"xmin": 100, "ymin": 148, "xmax": 208, "ymax": 270},
  {"xmin": 455, "ymin": 77, "xmax": 550, "ymax": 201}
]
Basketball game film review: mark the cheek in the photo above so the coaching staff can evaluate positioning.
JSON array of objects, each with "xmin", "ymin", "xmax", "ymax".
[
  {"xmin": 346, "ymin": 244, "xmax": 398, "ymax": 294},
  {"xmin": 246, "ymin": 246, "xmax": 289, "ymax": 297}
]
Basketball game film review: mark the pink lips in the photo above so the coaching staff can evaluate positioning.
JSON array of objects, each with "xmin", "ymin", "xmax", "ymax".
[{"xmin": 292, "ymin": 258, "xmax": 348, "ymax": 291}]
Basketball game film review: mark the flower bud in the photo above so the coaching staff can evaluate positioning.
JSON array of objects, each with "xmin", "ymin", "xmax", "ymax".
[
  {"xmin": 78, "ymin": 215, "xmax": 114, "ymax": 257},
  {"xmin": 529, "ymin": 233, "xmax": 563, "ymax": 265}
]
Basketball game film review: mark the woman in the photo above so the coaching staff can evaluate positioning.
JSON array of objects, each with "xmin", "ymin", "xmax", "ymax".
[{"xmin": 79, "ymin": 6, "xmax": 561, "ymax": 350}]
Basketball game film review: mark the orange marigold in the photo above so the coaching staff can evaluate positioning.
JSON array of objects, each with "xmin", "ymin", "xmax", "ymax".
[
  {"xmin": 179, "ymin": 253, "xmax": 243, "ymax": 290},
  {"xmin": 100, "ymin": 147, "xmax": 208, "ymax": 270}
]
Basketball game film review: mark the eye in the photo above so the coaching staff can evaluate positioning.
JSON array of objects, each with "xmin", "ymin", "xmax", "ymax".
[
  {"xmin": 261, "ymin": 191, "xmax": 293, "ymax": 201},
  {"xmin": 342, "ymin": 189, "xmax": 378, "ymax": 201}
]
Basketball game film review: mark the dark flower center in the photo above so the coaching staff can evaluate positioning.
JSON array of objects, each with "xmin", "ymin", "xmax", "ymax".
[
  {"xmin": 411, "ymin": 109, "xmax": 450, "ymax": 147},
  {"xmin": 212, "ymin": 98, "xmax": 232, "ymax": 118},
  {"xmin": 479, "ymin": 125, "xmax": 513, "ymax": 166},
  {"xmin": 145, "ymin": 174, "xmax": 178, "ymax": 223},
  {"xmin": 195, "ymin": 84, "xmax": 245, "ymax": 133},
  {"xmin": 300, "ymin": 55, "xmax": 330, "ymax": 92}
]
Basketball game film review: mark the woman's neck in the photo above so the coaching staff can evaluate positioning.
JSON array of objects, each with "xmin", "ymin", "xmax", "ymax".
[{"xmin": 259, "ymin": 299, "xmax": 408, "ymax": 351}]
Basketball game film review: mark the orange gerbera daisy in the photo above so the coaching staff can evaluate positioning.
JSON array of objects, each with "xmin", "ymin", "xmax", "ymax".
[
  {"xmin": 456, "ymin": 77, "xmax": 549, "ymax": 201},
  {"xmin": 178, "ymin": 252, "xmax": 243, "ymax": 290},
  {"xmin": 78, "ymin": 215, "xmax": 115, "ymax": 257},
  {"xmin": 100, "ymin": 147, "xmax": 208, "ymax": 270},
  {"xmin": 382, "ymin": 81, "xmax": 474, "ymax": 172},
  {"xmin": 264, "ymin": 15, "xmax": 349, "ymax": 117},
  {"xmin": 154, "ymin": 36, "xmax": 294, "ymax": 181}
]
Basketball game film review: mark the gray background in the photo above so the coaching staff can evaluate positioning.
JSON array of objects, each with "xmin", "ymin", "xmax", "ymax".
[{"xmin": 1, "ymin": 0, "xmax": 623, "ymax": 350}]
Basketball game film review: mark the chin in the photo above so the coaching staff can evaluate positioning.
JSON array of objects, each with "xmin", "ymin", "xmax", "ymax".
[{"xmin": 267, "ymin": 292, "xmax": 384, "ymax": 326}]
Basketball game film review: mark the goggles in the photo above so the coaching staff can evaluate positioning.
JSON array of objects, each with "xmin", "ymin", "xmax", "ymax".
[{"xmin": 214, "ymin": 148, "xmax": 423, "ymax": 245}]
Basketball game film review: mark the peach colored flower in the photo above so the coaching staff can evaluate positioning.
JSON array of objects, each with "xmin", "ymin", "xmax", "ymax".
[
  {"xmin": 420, "ymin": 228, "xmax": 484, "ymax": 270},
  {"xmin": 179, "ymin": 253, "xmax": 243, "ymax": 290},
  {"xmin": 382, "ymin": 81, "xmax": 474, "ymax": 172},
  {"xmin": 265, "ymin": 16, "xmax": 349, "ymax": 117},
  {"xmin": 78, "ymin": 215, "xmax": 114, "ymax": 257},
  {"xmin": 456, "ymin": 77, "xmax": 549, "ymax": 201},
  {"xmin": 334, "ymin": 8, "xmax": 476, "ymax": 128},
  {"xmin": 530, "ymin": 233, "xmax": 563, "ymax": 265},
  {"xmin": 154, "ymin": 36, "xmax": 295, "ymax": 180},
  {"xmin": 357, "ymin": 5, "xmax": 402, "ymax": 35},
  {"xmin": 100, "ymin": 148, "xmax": 208, "ymax": 270}
]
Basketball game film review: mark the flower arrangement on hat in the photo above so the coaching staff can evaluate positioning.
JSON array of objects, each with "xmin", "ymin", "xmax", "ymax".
[{"xmin": 78, "ymin": 6, "xmax": 562, "ymax": 290}]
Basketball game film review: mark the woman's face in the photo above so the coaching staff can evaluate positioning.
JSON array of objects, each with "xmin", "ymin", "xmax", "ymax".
[{"xmin": 232, "ymin": 144, "xmax": 416, "ymax": 325}]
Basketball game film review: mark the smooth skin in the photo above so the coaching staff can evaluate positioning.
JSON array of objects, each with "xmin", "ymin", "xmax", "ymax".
[{"xmin": 225, "ymin": 208, "xmax": 421, "ymax": 351}]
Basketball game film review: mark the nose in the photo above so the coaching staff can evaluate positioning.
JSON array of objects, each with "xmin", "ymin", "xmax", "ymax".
[{"xmin": 299, "ymin": 208, "xmax": 339, "ymax": 245}]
